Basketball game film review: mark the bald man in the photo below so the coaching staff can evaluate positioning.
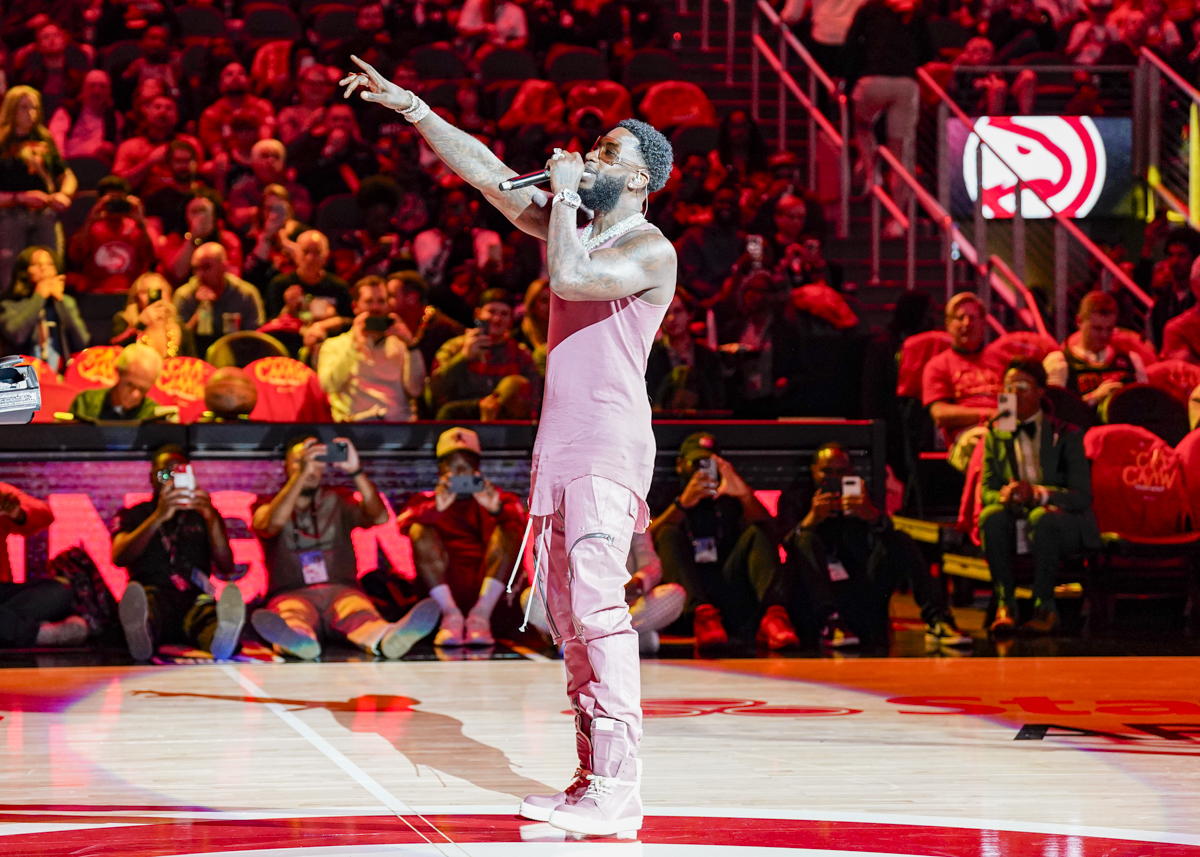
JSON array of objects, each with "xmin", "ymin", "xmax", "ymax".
[
  {"xmin": 263, "ymin": 229, "xmax": 353, "ymax": 327},
  {"xmin": 174, "ymin": 242, "xmax": 266, "ymax": 355}
]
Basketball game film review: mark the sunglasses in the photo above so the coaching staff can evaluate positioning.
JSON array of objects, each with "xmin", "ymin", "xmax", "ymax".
[{"xmin": 590, "ymin": 137, "xmax": 647, "ymax": 172}]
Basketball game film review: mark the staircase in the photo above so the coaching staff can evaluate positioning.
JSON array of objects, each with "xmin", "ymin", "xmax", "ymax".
[{"xmin": 670, "ymin": 2, "xmax": 951, "ymax": 328}]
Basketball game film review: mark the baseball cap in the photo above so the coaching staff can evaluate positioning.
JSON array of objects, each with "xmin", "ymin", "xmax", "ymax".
[
  {"xmin": 678, "ymin": 431, "xmax": 720, "ymax": 463},
  {"xmin": 436, "ymin": 427, "xmax": 481, "ymax": 459}
]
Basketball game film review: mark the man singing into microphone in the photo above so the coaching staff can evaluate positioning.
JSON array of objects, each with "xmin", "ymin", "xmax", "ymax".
[{"xmin": 342, "ymin": 57, "xmax": 675, "ymax": 837}]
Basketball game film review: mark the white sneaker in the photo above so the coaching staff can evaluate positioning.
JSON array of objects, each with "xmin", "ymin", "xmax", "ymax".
[
  {"xmin": 209, "ymin": 583, "xmax": 245, "ymax": 661},
  {"xmin": 119, "ymin": 581, "xmax": 154, "ymax": 661},
  {"xmin": 519, "ymin": 766, "xmax": 592, "ymax": 821},
  {"xmin": 380, "ymin": 598, "xmax": 441, "ymax": 659},
  {"xmin": 434, "ymin": 610, "xmax": 465, "ymax": 647},
  {"xmin": 549, "ymin": 718, "xmax": 643, "ymax": 836},
  {"xmin": 464, "ymin": 612, "xmax": 495, "ymax": 646}
]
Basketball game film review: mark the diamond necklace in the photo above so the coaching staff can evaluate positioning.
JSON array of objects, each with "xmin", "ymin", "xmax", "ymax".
[{"xmin": 580, "ymin": 212, "xmax": 646, "ymax": 253}]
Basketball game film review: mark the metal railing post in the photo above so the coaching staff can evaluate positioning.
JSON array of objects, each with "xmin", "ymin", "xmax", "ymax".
[
  {"xmin": 780, "ymin": 30, "xmax": 789, "ymax": 153},
  {"xmin": 981, "ymin": 259, "xmax": 993, "ymax": 344},
  {"xmin": 751, "ymin": 11, "xmax": 760, "ymax": 121},
  {"xmin": 945, "ymin": 227, "xmax": 954, "ymax": 300},
  {"xmin": 808, "ymin": 69, "xmax": 818, "ymax": 177},
  {"xmin": 726, "ymin": 0, "xmax": 736, "ymax": 87},
  {"xmin": 974, "ymin": 140, "xmax": 987, "ymax": 295},
  {"xmin": 701, "ymin": 0, "xmax": 710, "ymax": 50},
  {"xmin": 870, "ymin": 162, "xmax": 881, "ymax": 285},
  {"xmin": 839, "ymin": 101, "xmax": 850, "ymax": 240},
  {"xmin": 1013, "ymin": 178, "xmax": 1026, "ymax": 288},
  {"xmin": 1055, "ymin": 222, "xmax": 1068, "ymax": 342},
  {"xmin": 937, "ymin": 103, "xmax": 949, "ymax": 215},
  {"xmin": 906, "ymin": 193, "xmax": 917, "ymax": 291},
  {"xmin": 1133, "ymin": 61, "xmax": 1147, "ymax": 180},
  {"xmin": 1191, "ymin": 101, "xmax": 1199, "ymax": 226}
]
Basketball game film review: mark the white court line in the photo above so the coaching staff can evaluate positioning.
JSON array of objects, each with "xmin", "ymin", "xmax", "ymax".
[{"xmin": 219, "ymin": 665, "xmax": 473, "ymax": 857}]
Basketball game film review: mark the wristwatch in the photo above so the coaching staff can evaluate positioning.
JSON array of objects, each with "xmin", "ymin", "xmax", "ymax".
[{"xmin": 553, "ymin": 189, "xmax": 582, "ymax": 209}]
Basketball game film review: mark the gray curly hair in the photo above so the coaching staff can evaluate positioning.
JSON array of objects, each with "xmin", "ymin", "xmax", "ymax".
[{"xmin": 617, "ymin": 118, "xmax": 673, "ymax": 193}]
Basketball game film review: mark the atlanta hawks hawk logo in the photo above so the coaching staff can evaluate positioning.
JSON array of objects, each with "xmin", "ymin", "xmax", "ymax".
[{"xmin": 964, "ymin": 116, "xmax": 1106, "ymax": 220}]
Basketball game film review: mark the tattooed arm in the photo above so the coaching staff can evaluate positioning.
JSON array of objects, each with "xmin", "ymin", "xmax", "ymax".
[
  {"xmin": 546, "ymin": 203, "xmax": 676, "ymax": 303},
  {"xmin": 341, "ymin": 57, "xmax": 549, "ymax": 239}
]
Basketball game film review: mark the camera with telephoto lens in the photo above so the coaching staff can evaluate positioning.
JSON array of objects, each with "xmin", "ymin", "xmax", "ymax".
[{"xmin": 0, "ymin": 357, "xmax": 41, "ymax": 425}]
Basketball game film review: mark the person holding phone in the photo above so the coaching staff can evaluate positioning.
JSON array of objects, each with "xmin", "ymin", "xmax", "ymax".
[
  {"xmin": 396, "ymin": 428, "xmax": 528, "ymax": 647},
  {"xmin": 979, "ymin": 360, "xmax": 1100, "ymax": 637},
  {"xmin": 777, "ymin": 442, "xmax": 969, "ymax": 650},
  {"xmin": 317, "ymin": 276, "xmax": 425, "ymax": 422},
  {"xmin": 0, "ymin": 245, "xmax": 89, "ymax": 376},
  {"xmin": 111, "ymin": 272, "xmax": 196, "ymax": 358},
  {"xmin": 250, "ymin": 435, "xmax": 440, "ymax": 660},
  {"xmin": 112, "ymin": 446, "xmax": 244, "ymax": 661},
  {"xmin": 650, "ymin": 432, "xmax": 797, "ymax": 652}
]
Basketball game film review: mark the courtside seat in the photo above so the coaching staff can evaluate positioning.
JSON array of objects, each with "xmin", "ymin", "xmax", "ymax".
[
  {"xmin": 1146, "ymin": 359, "xmax": 1200, "ymax": 408},
  {"xmin": 244, "ymin": 356, "xmax": 333, "ymax": 422},
  {"xmin": 983, "ymin": 331, "xmax": 1060, "ymax": 367},
  {"xmin": 206, "ymin": 332, "xmax": 289, "ymax": 369},
  {"xmin": 149, "ymin": 356, "xmax": 216, "ymax": 424},
  {"xmin": 1100, "ymin": 384, "xmax": 1191, "ymax": 446},
  {"xmin": 1177, "ymin": 428, "xmax": 1200, "ymax": 521},
  {"xmin": 64, "ymin": 345, "xmax": 124, "ymax": 390},
  {"xmin": 1082, "ymin": 424, "xmax": 1200, "ymax": 635}
]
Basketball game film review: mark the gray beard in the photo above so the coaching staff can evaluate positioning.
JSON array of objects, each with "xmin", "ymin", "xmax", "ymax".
[{"xmin": 578, "ymin": 174, "xmax": 625, "ymax": 215}]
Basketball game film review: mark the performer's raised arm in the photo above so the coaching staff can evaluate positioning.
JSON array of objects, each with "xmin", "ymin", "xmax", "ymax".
[{"xmin": 340, "ymin": 56, "xmax": 549, "ymax": 239}]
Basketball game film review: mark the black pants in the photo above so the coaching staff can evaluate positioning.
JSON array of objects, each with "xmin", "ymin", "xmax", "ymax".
[
  {"xmin": 655, "ymin": 523, "xmax": 783, "ymax": 639},
  {"xmin": 143, "ymin": 583, "xmax": 219, "ymax": 652},
  {"xmin": 786, "ymin": 524, "xmax": 943, "ymax": 644},
  {"xmin": 0, "ymin": 579, "xmax": 74, "ymax": 648}
]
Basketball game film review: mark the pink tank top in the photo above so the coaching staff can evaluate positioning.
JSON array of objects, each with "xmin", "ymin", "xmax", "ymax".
[{"xmin": 528, "ymin": 224, "xmax": 668, "ymax": 530}]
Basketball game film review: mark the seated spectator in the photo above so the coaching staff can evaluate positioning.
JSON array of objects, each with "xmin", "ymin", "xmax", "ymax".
[
  {"xmin": 987, "ymin": 0, "xmax": 1057, "ymax": 61},
  {"xmin": 1045, "ymin": 290, "xmax": 1148, "ymax": 407},
  {"xmin": 276, "ymin": 64, "xmax": 338, "ymax": 147},
  {"xmin": 412, "ymin": 189, "xmax": 502, "ymax": 292},
  {"xmin": 48, "ymin": 69, "xmax": 122, "ymax": 162},
  {"xmin": 458, "ymin": 0, "xmax": 529, "ymax": 49},
  {"xmin": 764, "ymin": 194, "xmax": 809, "ymax": 268},
  {"xmin": 387, "ymin": 270, "xmax": 465, "ymax": 371},
  {"xmin": 949, "ymin": 37, "xmax": 1037, "ymax": 118},
  {"xmin": 646, "ymin": 291, "xmax": 726, "ymax": 412},
  {"xmin": 250, "ymin": 435, "xmax": 440, "ymax": 660},
  {"xmin": 159, "ymin": 192, "xmax": 244, "ymax": 287},
  {"xmin": 0, "ymin": 86, "xmax": 78, "ymax": 295},
  {"xmin": 718, "ymin": 270, "xmax": 805, "ymax": 419},
  {"xmin": 779, "ymin": 234, "xmax": 845, "ymax": 294},
  {"xmin": 112, "ymin": 445, "xmax": 244, "ymax": 661},
  {"xmin": 68, "ymin": 342, "xmax": 164, "ymax": 422},
  {"xmin": 674, "ymin": 187, "xmax": 742, "ymax": 307},
  {"xmin": 139, "ymin": 141, "xmax": 205, "ymax": 236},
  {"xmin": 777, "ymin": 443, "xmax": 969, "ymax": 649},
  {"xmin": 979, "ymin": 359, "xmax": 1100, "ymax": 637},
  {"xmin": 111, "ymin": 272, "xmax": 196, "ymax": 358},
  {"xmin": 0, "ymin": 246, "xmax": 89, "ymax": 374},
  {"xmin": 198, "ymin": 62, "xmax": 275, "ymax": 157},
  {"xmin": 652, "ymin": 151, "xmax": 717, "ymax": 242},
  {"xmin": 120, "ymin": 25, "xmax": 181, "ymax": 102},
  {"xmin": 262, "ymin": 229, "xmax": 351, "ymax": 334},
  {"xmin": 1067, "ymin": 0, "xmax": 1120, "ymax": 65},
  {"xmin": 67, "ymin": 180, "xmax": 157, "ymax": 294},
  {"xmin": 398, "ymin": 427, "xmax": 526, "ymax": 646},
  {"xmin": 208, "ymin": 109, "xmax": 267, "ymax": 201},
  {"xmin": 1140, "ymin": 225, "xmax": 1197, "ymax": 347},
  {"xmin": 717, "ymin": 109, "xmax": 769, "ymax": 184},
  {"xmin": 522, "ymin": 529, "xmax": 687, "ymax": 656},
  {"xmin": 650, "ymin": 432, "xmax": 798, "ymax": 650},
  {"xmin": 287, "ymin": 103, "xmax": 379, "ymax": 204},
  {"xmin": 428, "ymin": 289, "xmax": 540, "ymax": 420},
  {"xmin": 112, "ymin": 95, "xmax": 205, "ymax": 196},
  {"xmin": 0, "ymin": 483, "xmax": 87, "ymax": 647},
  {"xmin": 200, "ymin": 366, "xmax": 258, "ymax": 421},
  {"xmin": 1097, "ymin": 7, "xmax": 1148, "ymax": 63},
  {"xmin": 1161, "ymin": 262, "xmax": 1200, "ymax": 365},
  {"xmin": 241, "ymin": 185, "xmax": 307, "ymax": 288},
  {"xmin": 1117, "ymin": 0, "xmax": 1179, "ymax": 55},
  {"xmin": 332, "ymin": 177, "xmax": 409, "ymax": 285},
  {"xmin": 318, "ymin": 276, "xmax": 426, "ymax": 422},
  {"xmin": 227, "ymin": 139, "xmax": 313, "ymax": 232},
  {"xmin": 922, "ymin": 293, "xmax": 1002, "ymax": 459},
  {"xmin": 174, "ymin": 242, "xmax": 265, "ymax": 356},
  {"xmin": 13, "ymin": 24, "xmax": 84, "ymax": 117}
]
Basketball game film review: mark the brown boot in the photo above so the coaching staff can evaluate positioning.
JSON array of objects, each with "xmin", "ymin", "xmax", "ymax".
[
  {"xmin": 1020, "ymin": 606, "xmax": 1060, "ymax": 636},
  {"xmin": 989, "ymin": 602, "xmax": 1017, "ymax": 638}
]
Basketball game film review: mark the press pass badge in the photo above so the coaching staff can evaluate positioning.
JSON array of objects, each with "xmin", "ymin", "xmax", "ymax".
[
  {"xmin": 299, "ymin": 550, "xmax": 330, "ymax": 585},
  {"xmin": 0, "ymin": 356, "xmax": 41, "ymax": 425},
  {"xmin": 1015, "ymin": 520, "xmax": 1031, "ymax": 556},
  {"xmin": 828, "ymin": 559, "xmax": 850, "ymax": 582},
  {"xmin": 692, "ymin": 537, "xmax": 719, "ymax": 564}
]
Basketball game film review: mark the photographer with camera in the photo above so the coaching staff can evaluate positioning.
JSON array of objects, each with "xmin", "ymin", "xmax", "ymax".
[
  {"xmin": 777, "ymin": 442, "xmax": 969, "ymax": 650},
  {"xmin": 0, "ymin": 246, "xmax": 89, "ymax": 376},
  {"xmin": 251, "ymin": 435, "xmax": 440, "ymax": 660},
  {"xmin": 650, "ymin": 432, "xmax": 798, "ymax": 651},
  {"xmin": 112, "ymin": 446, "xmax": 243, "ymax": 661},
  {"xmin": 397, "ymin": 428, "xmax": 527, "ymax": 647},
  {"xmin": 66, "ymin": 176, "xmax": 156, "ymax": 294},
  {"xmin": 318, "ymin": 276, "xmax": 426, "ymax": 422}
]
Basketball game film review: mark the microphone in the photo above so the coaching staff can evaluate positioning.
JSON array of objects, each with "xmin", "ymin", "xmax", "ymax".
[{"xmin": 499, "ymin": 170, "xmax": 550, "ymax": 191}]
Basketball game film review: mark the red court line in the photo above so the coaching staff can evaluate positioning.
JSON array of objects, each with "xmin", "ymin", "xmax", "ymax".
[{"xmin": 0, "ymin": 813, "xmax": 1195, "ymax": 856}]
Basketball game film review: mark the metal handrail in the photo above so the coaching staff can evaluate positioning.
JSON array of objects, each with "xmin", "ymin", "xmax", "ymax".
[
  {"xmin": 1141, "ymin": 46, "xmax": 1200, "ymax": 225},
  {"xmin": 1139, "ymin": 47, "xmax": 1200, "ymax": 102},
  {"xmin": 989, "ymin": 255, "xmax": 1049, "ymax": 337},
  {"xmin": 754, "ymin": 1, "xmax": 838, "ymax": 96},
  {"xmin": 918, "ymin": 66, "xmax": 1152, "ymax": 310}
]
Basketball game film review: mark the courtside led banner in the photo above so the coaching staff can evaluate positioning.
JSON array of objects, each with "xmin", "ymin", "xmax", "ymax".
[{"xmin": 948, "ymin": 116, "xmax": 1133, "ymax": 219}]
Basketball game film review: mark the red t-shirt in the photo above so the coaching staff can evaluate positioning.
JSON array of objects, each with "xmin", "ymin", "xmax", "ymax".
[
  {"xmin": 922, "ymin": 347, "xmax": 1003, "ymax": 443},
  {"xmin": 1161, "ymin": 307, "xmax": 1200, "ymax": 365},
  {"xmin": 68, "ymin": 215, "xmax": 156, "ymax": 293}
]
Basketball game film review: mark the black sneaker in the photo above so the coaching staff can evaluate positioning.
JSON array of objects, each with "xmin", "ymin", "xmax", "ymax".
[
  {"xmin": 820, "ymin": 613, "xmax": 860, "ymax": 649},
  {"xmin": 925, "ymin": 613, "xmax": 973, "ymax": 647}
]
